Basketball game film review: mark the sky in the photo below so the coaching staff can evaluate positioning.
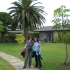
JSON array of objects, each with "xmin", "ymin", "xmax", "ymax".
[{"xmin": 0, "ymin": 0, "xmax": 70, "ymax": 26}]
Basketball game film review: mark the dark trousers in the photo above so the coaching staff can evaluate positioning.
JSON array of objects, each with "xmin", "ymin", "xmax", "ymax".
[{"xmin": 33, "ymin": 51, "xmax": 42, "ymax": 67}]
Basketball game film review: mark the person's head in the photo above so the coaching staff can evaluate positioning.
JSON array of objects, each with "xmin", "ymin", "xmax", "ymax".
[
  {"xmin": 28, "ymin": 36, "xmax": 33, "ymax": 42},
  {"xmin": 34, "ymin": 37, "xmax": 39, "ymax": 42}
]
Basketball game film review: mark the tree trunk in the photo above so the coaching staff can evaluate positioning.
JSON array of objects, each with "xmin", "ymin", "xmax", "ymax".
[
  {"xmin": 22, "ymin": 10, "xmax": 28, "ymax": 42},
  {"xmin": 64, "ymin": 43, "xmax": 68, "ymax": 64},
  {"xmin": 24, "ymin": 26, "xmax": 28, "ymax": 42}
]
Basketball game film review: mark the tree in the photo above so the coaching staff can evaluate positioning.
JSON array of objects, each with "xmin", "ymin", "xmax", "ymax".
[
  {"xmin": 0, "ymin": 12, "xmax": 12, "ymax": 26},
  {"xmin": 52, "ymin": 5, "xmax": 70, "ymax": 64},
  {"xmin": 63, "ymin": 32, "xmax": 70, "ymax": 64},
  {"xmin": 15, "ymin": 33, "xmax": 25, "ymax": 50},
  {"xmin": 0, "ymin": 21, "xmax": 4, "ymax": 38},
  {"xmin": 8, "ymin": 0, "xmax": 46, "ymax": 42},
  {"xmin": 52, "ymin": 5, "xmax": 70, "ymax": 30},
  {"xmin": 53, "ymin": 32, "xmax": 70, "ymax": 64},
  {"xmin": 0, "ymin": 12, "xmax": 12, "ymax": 38}
]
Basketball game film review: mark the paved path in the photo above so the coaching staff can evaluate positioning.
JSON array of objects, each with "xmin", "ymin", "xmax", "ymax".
[{"xmin": 0, "ymin": 51, "xmax": 39, "ymax": 70}]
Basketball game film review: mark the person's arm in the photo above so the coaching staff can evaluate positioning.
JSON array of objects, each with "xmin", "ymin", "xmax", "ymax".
[{"xmin": 24, "ymin": 44, "xmax": 27, "ymax": 48}]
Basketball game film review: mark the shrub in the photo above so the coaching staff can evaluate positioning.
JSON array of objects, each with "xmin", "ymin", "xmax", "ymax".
[
  {"xmin": 28, "ymin": 33, "xmax": 39, "ymax": 38},
  {"xmin": 58, "ymin": 32, "xmax": 64, "ymax": 43},
  {"xmin": 15, "ymin": 33, "xmax": 25, "ymax": 44},
  {"xmin": 9, "ymin": 33, "xmax": 16, "ymax": 42},
  {"xmin": 53, "ymin": 36, "xmax": 59, "ymax": 43},
  {"xmin": 63, "ymin": 32, "xmax": 70, "ymax": 43}
]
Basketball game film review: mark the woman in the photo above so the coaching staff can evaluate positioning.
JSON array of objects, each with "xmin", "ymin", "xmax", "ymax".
[
  {"xmin": 23, "ymin": 36, "xmax": 33, "ymax": 69},
  {"xmin": 33, "ymin": 37, "xmax": 43, "ymax": 70}
]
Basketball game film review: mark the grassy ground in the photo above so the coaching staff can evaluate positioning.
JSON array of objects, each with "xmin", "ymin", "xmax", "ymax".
[
  {"xmin": 0, "ymin": 57, "xmax": 16, "ymax": 70},
  {"xmin": 0, "ymin": 43, "xmax": 70, "ymax": 70}
]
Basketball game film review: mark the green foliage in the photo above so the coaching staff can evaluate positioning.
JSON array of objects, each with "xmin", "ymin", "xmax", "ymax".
[
  {"xmin": 58, "ymin": 32, "xmax": 64, "ymax": 42},
  {"xmin": 15, "ymin": 34, "xmax": 25, "ymax": 44},
  {"xmin": 63, "ymin": 32, "xmax": 70, "ymax": 43},
  {"xmin": 8, "ymin": 0, "xmax": 47, "ymax": 41},
  {"xmin": 54, "ymin": 32, "xmax": 70, "ymax": 44},
  {"xmin": 52, "ymin": 5, "xmax": 70, "ymax": 29},
  {"xmin": 28, "ymin": 33, "xmax": 39, "ymax": 38},
  {"xmin": 0, "ymin": 12, "xmax": 12, "ymax": 36},
  {"xmin": 9, "ymin": 33, "xmax": 16, "ymax": 37},
  {"xmin": 0, "ymin": 21, "xmax": 4, "ymax": 38},
  {"xmin": 0, "ymin": 12, "xmax": 11, "ymax": 26},
  {"xmin": 53, "ymin": 36, "xmax": 59, "ymax": 43},
  {"xmin": 0, "ymin": 21, "xmax": 4, "ymax": 31},
  {"xmin": 8, "ymin": 0, "xmax": 46, "ymax": 28},
  {"xmin": 9, "ymin": 33, "xmax": 16, "ymax": 42}
]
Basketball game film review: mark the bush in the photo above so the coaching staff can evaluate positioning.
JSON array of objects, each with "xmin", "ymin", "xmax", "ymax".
[
  {"xmin": 58, "ymin": 32, "xmax": 64, "ymax": 43},
  {"xmin": 53, "ymin": 36, "xmax": 59, "ymax": 43},
  {"xmin": 15, "ymin": 33, "xmax": 25, "ymax": 44},
  {"xmin": 28, "ymin": 33, "xmax": 39, "ymax": 38},
  {"xmin": 63, "ymin": 32, "xmax": 70, "ymax": 44},
  {"xmin": 9, "ymin": 33, "xmax": 16, "ymax": 42}
]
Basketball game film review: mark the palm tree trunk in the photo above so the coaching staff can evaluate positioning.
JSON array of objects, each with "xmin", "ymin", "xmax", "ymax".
[
  {"xmin": 64, "ymin": 43, "xmax": 68, "ymax": 64},
  {"xmin": 24, "ymin": 26, "xmax": 28, "ymax": 42},
  {"xmin": 22, "ymin": 10, "xmax": 28, "ymax": 42}
]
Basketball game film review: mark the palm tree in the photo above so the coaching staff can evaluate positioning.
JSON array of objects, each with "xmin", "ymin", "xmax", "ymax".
[{"xmin": 8, "ymin": 0, "xmax": 46, "ymax": 41}]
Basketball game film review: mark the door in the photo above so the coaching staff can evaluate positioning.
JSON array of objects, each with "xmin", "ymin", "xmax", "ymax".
[{"xmin": 47, "ymin": 33, "xmax": 52, "ymax": 42}]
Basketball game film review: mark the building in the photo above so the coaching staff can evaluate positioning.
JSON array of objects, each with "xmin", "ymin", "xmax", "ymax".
[{"xmin": 35, "ymin": 26, "xmax": 70, "ymax": 42}]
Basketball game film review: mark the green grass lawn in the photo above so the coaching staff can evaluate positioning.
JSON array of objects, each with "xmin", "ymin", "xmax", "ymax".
[
  {"xmin": 0, "ymin": 43, "xmax": 70, "ymax": 70},
  {"xmin": 0, "ymin": 57, "xmax": 16, "ymax": 70}
]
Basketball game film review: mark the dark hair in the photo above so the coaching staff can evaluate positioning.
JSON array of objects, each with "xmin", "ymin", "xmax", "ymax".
[
  {"xmin": 28, "ymin": 36, "xmax": 33, "ymax": 40},
  {"xmin": 34, "ymin": 37, "xmax": 39, "ymax": 42}
]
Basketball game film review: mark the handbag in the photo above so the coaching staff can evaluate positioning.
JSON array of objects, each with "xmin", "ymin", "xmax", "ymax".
[{"xmin": 21, "ymin": 48, "xmax": 26, "ymax": 58}]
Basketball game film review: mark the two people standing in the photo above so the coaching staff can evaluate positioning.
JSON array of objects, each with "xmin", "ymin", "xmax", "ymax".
[{"xmin": 23, "ymin": 36, "xmax": 43, "ymax": 69}]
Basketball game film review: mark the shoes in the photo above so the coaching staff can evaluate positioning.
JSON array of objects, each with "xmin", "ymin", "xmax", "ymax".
[
  {"xmin": 39, "ymin": 67, "xmax": 43, "ymax": 70},
  {"xmin": 34, "ymin": 66, "xmax": 38, "ymax": 68},
  {"xmin": 22, "ymin": 66, "xmax": 26, "ymax": 69}
]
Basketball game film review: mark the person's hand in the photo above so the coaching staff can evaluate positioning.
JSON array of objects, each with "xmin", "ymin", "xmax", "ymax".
[{"xmin": 39, "ymin": 52, "xmax": 41, "ymax": 54}]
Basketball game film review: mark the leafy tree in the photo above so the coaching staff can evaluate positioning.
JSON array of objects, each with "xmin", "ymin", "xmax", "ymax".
[
  {"xmin": 53, "ymin": 32, "xmax": 70, "ymax": 64},
  {"xmin": 52, "ymin": 5, "xmax": 70, "ymax": 64},
  {"xmin": 0, "ymin": 12, "xmax": 12, "ymax": 38},
  {"xmin": 52, "ymin": 5, "xmax": 70, "ymax": 30},
  {"xmin": 0, "ymin": 12, "xmax": 11, "ymax": 26},
  {"xmin": 63, "ymin": 32, "xmax": 70, "ymax": 64},
  {"xmin": 15, "ymin": 33, "xmax": 25, "ymax": 50},
  {"xmin": 15, "ymin": 33, "xmax": 25, "ymax": 44},
  {"xmin": 8, "ymin": 0, "xmax": 46, "ymax": 42},
  {"xmin": 0, "ymin": 21, "xmax": 4, "ymax": 38}
]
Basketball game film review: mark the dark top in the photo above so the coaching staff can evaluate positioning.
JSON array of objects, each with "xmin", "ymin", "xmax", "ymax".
[{"xmin": 26, "ymin": 41, "xmax": 34, "ymax": 50}]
